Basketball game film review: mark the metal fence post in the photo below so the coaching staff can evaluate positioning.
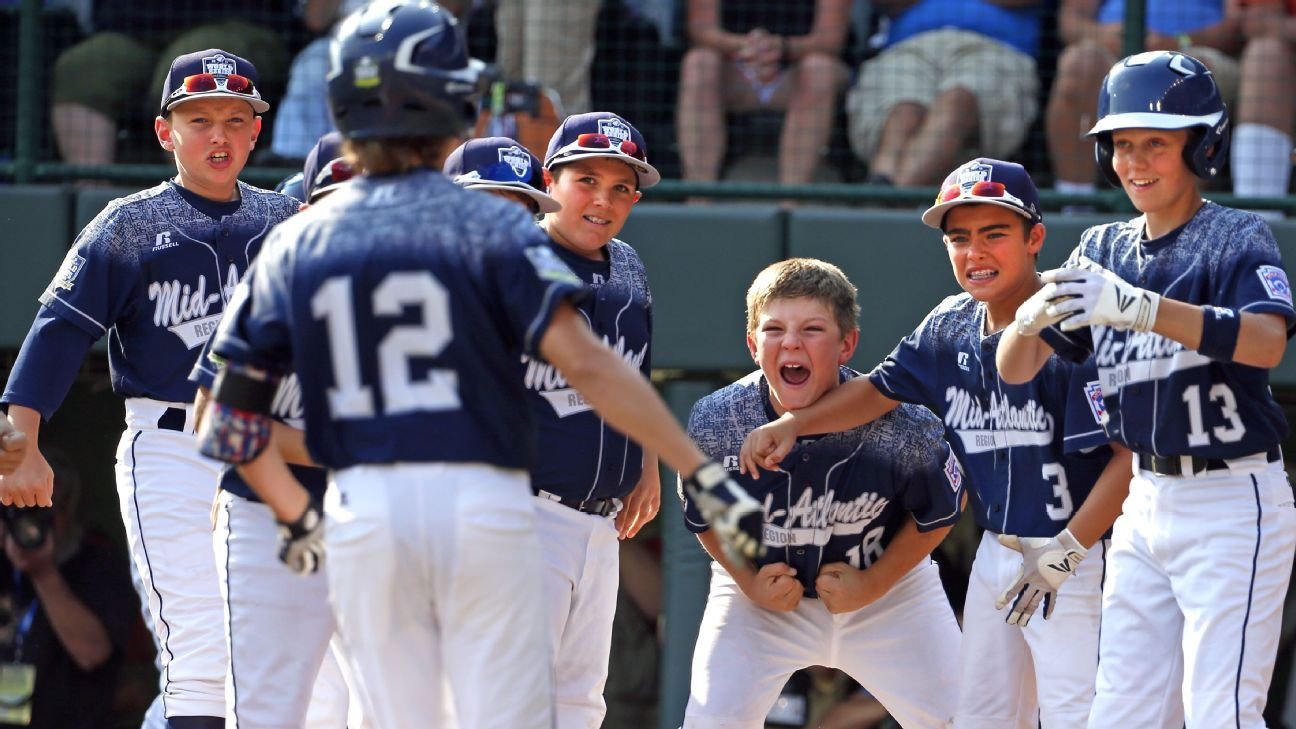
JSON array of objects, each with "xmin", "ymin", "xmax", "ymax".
[
  {"xmin": 14, "ymin": 0, "xmax": 43, "ymax": 184},
  {"xmin": 1123, "ymin": 0, "xmax": 1146, "ymax": 57}
]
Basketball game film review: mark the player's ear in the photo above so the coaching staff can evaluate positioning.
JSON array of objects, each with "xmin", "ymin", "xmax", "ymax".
[
  {"xmin": 746, "ymin": 331, "xmax": 759, "ymax": 362},
  {"xmin": 251, "ymin": 116, "xmax": 262, "ymax": 146},
  {"xmin": 542, "ymin": 168, "xmax": 555, "ymax": 191},
  {"xmin": 838, "ymin": 328, "xmax": 859, "ymax": 365},
  {"xmin": 155, "ymin": 116, "xmax": 175, "ymax": 151},
  {"xmin": 1026, "ymin": 222, "xmax": 1045, "ymax": 257}
]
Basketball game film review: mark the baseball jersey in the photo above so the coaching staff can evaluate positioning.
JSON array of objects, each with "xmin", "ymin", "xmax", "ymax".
[
  {"xmin": 211, "ymin": 169, "xmax": 585, "ymax": 471},
  {"xmin": 683, "ymin": 367, "xmax": 964, "ymax": 597},
  {"xmin": 525, "ymin": 237, "xmax": 652, "ymax": 502},
  {"xmin": 1042, "ymin": 202, "xmax": 1295, "ymax": 459},
  {"xmin": 4, "ymin": 181, "xmax": 298, "ymax": 412},
  {"xmin": 871, "ymin": 293, "xmax": 1113, "ymax": 537}
]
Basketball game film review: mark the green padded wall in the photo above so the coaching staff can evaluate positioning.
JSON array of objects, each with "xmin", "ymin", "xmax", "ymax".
[{"xmin": 0, "ymin": 186, "xmax": 71, "ymax": 348}]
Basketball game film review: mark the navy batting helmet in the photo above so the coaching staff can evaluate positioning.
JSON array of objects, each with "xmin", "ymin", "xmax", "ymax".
[
  {"xmin": 1088, "ymin": 51, "xmax": 1230, "ymax": 186},
  {"xmin": 326, "ymin": 0, "xmax": 481, "ymax": 140}
]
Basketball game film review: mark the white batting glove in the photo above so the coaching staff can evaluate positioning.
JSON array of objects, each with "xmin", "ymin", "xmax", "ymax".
[
  {"xmin": 1015, "ymin": 283, "xmax": 1071, "ymax": 336},
  {"xmin": 278, "ymin": 494, "xmax": 325, "ymax": 576},
  {"xmin": 682, "ymin": 462, "xmax": 767, "ymax": 570},
  {"xmin": 1041, "ymin": 256, "xmax": 1160, "ymax": 332},
  {"xmin": 995, "ymin": 528, "xmax": 1086, "ymax": 627}
]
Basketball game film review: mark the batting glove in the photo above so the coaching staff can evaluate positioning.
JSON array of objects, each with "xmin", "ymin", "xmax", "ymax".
[
  {"xmin": 1041, "ymin": 256, "xmax": 1160, "ymax": 333},
  {"xmin": 1014, "ymin": 283, "xmax": 1071, "ymax": 336},
  {"xmin": 278, "ymin": 494, "xmax": 325, "ymax": 576},
  {"xmin": 995, "ymin": 528, "xmax": 1086, "ymax": 627},
  {"xmin": 682, "ymin": 462, "xmax": 766, "ymax": 570}
]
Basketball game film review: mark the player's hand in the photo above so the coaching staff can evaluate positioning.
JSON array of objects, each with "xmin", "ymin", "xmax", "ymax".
[
  {"xmin": 682, "ymin": 462, "xmax": 766, "ymax": 570},
  {"xmin": 617, "ymin": 473, "xmax": 661, "ymax": 540},
  {"xmin": 742, "ymin": 562, "xmax": 803, "ymax": 612},
  {"xmin": 1041, "ymin": 256, "xmax": 1160, "ymax": 333},
  {"xmin": 1014, "ymin": 283, "xmax": 1071, "ymax": 336},
  {"xmin": 0, "ymin": 416, "xmax": 27, "ymax": 478},
  {"xmin": 739, "ymin": 415, "xmax": 798, "ymax": 477},
  {"xmin": 0, "ymin": 447, "xmax": 52, "ymax": 508},
  {"xmin": 994, "ymin": 528, "xmax": 1087, "ymax": 627},
  {"xmin": 277, "ymin": 494, "xmax": 325, "ymax": 576},
  {"xmin": 816, "ymin": 562, "xmax": 886, "ymax": 615}
]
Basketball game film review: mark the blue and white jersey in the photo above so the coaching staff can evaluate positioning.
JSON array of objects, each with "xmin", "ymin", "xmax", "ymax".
[
  {"xmin": 191, "ymin": 345, "xmax": 326, "ymax": 501},
  {"xmin": 32, "ymin": 181, "xmax": 297, "ymax": 402},
  {"xmin": 871, "ymin": 293, "xmax": 1112, "ymax": 537},
  {"xmin": 211, "ymin": 169, "xmax": 585, "ymax": 471},
  {"xmin": 1042, "ymin": 202, "xmax": 1295, "ymax": 458},
  {"xmin": 525, "ymin": 237, "xmax": 652, "ymax": 502},
  {"xmin": 683, "ymin": 368, "xmax": 964, "ymax": 597}
]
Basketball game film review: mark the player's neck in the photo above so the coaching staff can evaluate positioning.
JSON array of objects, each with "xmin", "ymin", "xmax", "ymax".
[
  {"xmin": 983, "ymin": 274, "xmax": 1041, "ymax": 335},
  {"xmin": 1142, "ymin": 194, "xmax": 1203, "ymax": 240},
  {"xmin": 173, "ymin": 174, "xmax": 240, "ymax": 203}
]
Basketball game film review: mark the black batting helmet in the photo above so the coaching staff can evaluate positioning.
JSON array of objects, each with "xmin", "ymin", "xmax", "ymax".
[
  {"xmin": 326, "ymin": 0, "xmax": 481, "ymax": 141},
  {"xmin": 1088, "ymin": 51, "xmax": 1230, "ymax": 186}
]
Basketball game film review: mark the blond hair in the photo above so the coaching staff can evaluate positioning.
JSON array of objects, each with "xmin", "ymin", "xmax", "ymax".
[
  {"xmin": 745, "ymin": 258, "xmax": 860, "ymax": 336},
  {"xmin": 342, "ymin": 136, "xmax": 459, "ymax": 177}
]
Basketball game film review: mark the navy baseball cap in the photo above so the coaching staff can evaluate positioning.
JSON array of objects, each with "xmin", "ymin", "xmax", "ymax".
[
  {"xmin": 921, "ymin": 158, "xmax": 1043, "ymax": 229},
  {"xmin": 444, "ymin": 137, "xmax": 561, "ymax": 214},
  {"xmin": 544, "ymin": 112, "xmax": 661, "ymax": 188},
  {"xmin": 301, "ymin": 131, "xmax": 355, "ymax": 203},
  {"xmin": 160, "ymin": 48, "xmax": 269, "ymax": 116}
]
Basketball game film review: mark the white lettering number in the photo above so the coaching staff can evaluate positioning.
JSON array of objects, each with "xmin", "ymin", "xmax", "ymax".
[
  {"xmin": 1182, "ymin": 383, "xmax": 1246, "ymax": 448},
  {"xmin": 1042, "ymin": 462, "xmax": 1074, "ymax": 521},
  {"xmin": 846, "ymin": 526, "xmax": 886, "ymax": 569},
  {"xmin": 312, "ymin": 272, "xmax": 459, "ymax": 419}
]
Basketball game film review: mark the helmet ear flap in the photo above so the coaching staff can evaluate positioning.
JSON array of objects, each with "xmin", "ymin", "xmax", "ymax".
[
  {"xmin": 1094, "ymin": 132, "xmax": 1120, "ymax": 188},
  {"xmin": 1185, "ymin": 119, "xmax": 1231, "ymax": 179}
]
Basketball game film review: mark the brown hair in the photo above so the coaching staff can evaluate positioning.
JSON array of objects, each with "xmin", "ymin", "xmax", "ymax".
[
  {"xmin": 745, "ymin": 258, "xmax": 860, "ymax": 336},
  {"xmin": 342, "ymin": 136, "xmax": 459, "ymax": 177}
]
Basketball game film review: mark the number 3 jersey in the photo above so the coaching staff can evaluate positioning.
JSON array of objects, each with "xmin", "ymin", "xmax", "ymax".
[
  {"xmin": 871, "ymin": 293, "xmax": 1113, "ymax": 538},
  {"xmin": 682, "ymin": 368, "xmax": 964, "ymax": 597},
  {"xmin": 1042, "ymin": 202, "xmax": 1295, "ymax": 459},
  {"xmin": 211, "ymin": 170, "xmax": 585, "ymax": 471}
]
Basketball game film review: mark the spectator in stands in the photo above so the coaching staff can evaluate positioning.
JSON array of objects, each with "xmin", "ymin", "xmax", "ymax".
[
  {"xmin": 0, "ymin": 449, "xmax": 135, "ymax": 729},
  {"xmin": 495, "ymin": 0, "xmax": 600, "ymax": 116},
  {"xmin": 845, "ymin": 0, "xmax": 1044, "ymax": 187},
  {"xmin": 675, "ymin": 0, "xmax": 852, "ymax": 186},
  {"xmin": 1233, "ymin": 0, "xmax": 1296, "ymax": 216},
  {"xmin": 50, "ymin": 1, "xmax": 293, "ymax": 168},
  {"xmin": 272, "ymin": 0, "xmax": 468, "ymax": 161},
  {"xmin": 1047, "ymin": 0, "xmax": 1242, "ymax": 201}
]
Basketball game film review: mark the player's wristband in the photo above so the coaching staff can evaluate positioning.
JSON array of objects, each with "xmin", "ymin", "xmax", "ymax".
[{"xmin": 1198, "ymin": 306, "xmax": 1241, "ymax": 360}]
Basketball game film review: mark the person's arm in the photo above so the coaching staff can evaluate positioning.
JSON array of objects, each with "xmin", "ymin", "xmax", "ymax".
[
  {"xmin": 301, "ymin": 0, "xmax": 345, "ymax": 33},
  {"xmin": 738, "ymin": 376, "xmax": 900, "ymax": 476},
  {"xmin": 1062, "ymin": 444, "xmax": 1132, "ymax": 548},
  {"xmin": 997, "ymin": 323, "xmax": 1058, "ymax": 384},
  {"xmin": 685, "ymin": 0, "xmax": 745, "ymax": 54},
  {"xmin": 617, "ymin": 451, "xmax": 661, "ymax": 540},
  {"xmin": 236, "ymin": 427, "xmax": 312, "ymax": 525},
  {"xmin": 1149, "ymin": 301, "xmax": 1287, "ymax": 369},
  {"xmin": 8, "ymin": 537, "xmax": 112, "ymax": 671},
  {"xmin": 1166, "ymin": 0, "xmax": 1244, "ymax": 54},
  {"xmin": 815, "ymin": 516, "xmax": 954, "ymax": 614},
  {"xmin": 697, "ymin": 530, "xmax": 803, "ymax": 611},
  {"xmin": 0, "ymin": 406, "xmax": 51, "ymax": 508},
  {"xmin": 195, "ymin": 386, "xmax": 316, "ymax": 466},
  {"xmin": 0, "ymin": 416, "xmax": 25, "ymax": 478},
  {"xmin": 785, "ymin": 0, "xmax": 852, "ymax": 61},
  {"xmin": 1058, "ymin": 0, "xmax": 1121, "ymax": 51}
]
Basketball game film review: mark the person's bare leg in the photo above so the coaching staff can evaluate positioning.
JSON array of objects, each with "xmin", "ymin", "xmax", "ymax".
[
  {"xmin": 778, "ymin": 53, "xmax": 847, "ymax": 185},
  {"xmin": 868, "ymin": 102, "xmax": 925, "ymax": 182},
  {"xmin": 1233, "ymin": 36, "xmax": 1295, "ymax": 207},
  {"xmin": 895, "ymin": 86, "xmax": 978, "ymax": 186},
  {"xmin": 1047, "ymin": 41, "xmax": 1113, "ymax": 186},
  {"xmin": 52, "ymin": 102, "xmax": 117, "ymax": 166},
  {"xmin": 677, "ymin": 47, "xmax": 729, "ymax": 182}
]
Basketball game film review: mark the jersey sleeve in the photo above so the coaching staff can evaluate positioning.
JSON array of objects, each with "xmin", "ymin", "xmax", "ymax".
[
  {"xmin": 1215, "ymin": 216, "xmax": 1296, "ymax": 325},
  {"xmin": 1061, "ymin": 358, "xmax": 1110, "ymax": 453},
  {"xmin": 895, "ymin": 416, "xmax": 964, "ymax": 532},
  {"xmin": 867, "ymin": 313, "xmax": 941, "ymax": 407},
  {"xmin": 1, "ymin": 308, "xmax": 98, "ymax": 420},
  {"xmin": 38, "ymin": 214, "xmax": 137, "ymax": 339},
  {"xmin": 487, "ymin": 222, "xmax": 586, "ymax": 357},
  {"xmin": 209, "ymin": 237, "xmax": 296, "ymax": 375}
]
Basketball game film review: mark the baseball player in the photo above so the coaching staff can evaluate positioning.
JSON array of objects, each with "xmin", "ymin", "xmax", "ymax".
[
  {"xmin": 444, "ymin": 135, "xmax": 561, "ymax": 215},
  {"xmin": 0, "ymin": 48, "xmax": 296, "ymax": 728},
  {"xmin": 190, "ymin": 131, "xmax": 359, "ymax": 729},
  {"xmin": 998, "ymin": 50, "xmax": 1296, "ymax": 728},
  {"xmin": 682, "ymin": 258, "xmax": 964, "ymax": 728},
  {"xmin": 740, "ymin": 159, "xmax": 1135, "ymax": 728},
  {"xmin": 194, "ymin": 3, "xmax": 763, "ymax": 728}
]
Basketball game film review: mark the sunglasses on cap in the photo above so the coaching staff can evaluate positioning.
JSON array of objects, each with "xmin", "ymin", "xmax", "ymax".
[
  {"xmin": 171, "ymin": 73, "xmax": 258, "ymax": 100},
  {"xmin": 937, "ymin": 180, "xmax": 1025, "ymax": 208},
  {"xmin": 313, "ymin": 158, "xmax": 356, "ymax": 189},
  {"xmin": 552, "ymin": 132, "xmax": 646, "ymax": 163}
]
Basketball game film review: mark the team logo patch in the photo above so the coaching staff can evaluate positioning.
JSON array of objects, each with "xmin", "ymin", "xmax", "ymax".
[
  {"xmin": 943, "ymin": 450, "xmax": 963, "ymax": 494},
  {"xmin": 1257, "ymin": 265, "xmax": 1292, "ymax": 305},
  {"xmin": 498, "ymin": 145, "xmax": 531, "ymax": 179},
  {"xmin": 597, "ymin": 117, "xmax": 632, "ymax": 146},
  {"xmin": 955, "ymin": 161, "xmax": 993, "ymax": 188},
  {"xmin": 1084, "ymin": 380, "xmax": 1108, "ymax": 426},
  {"xmin": 52, "ymin": 253, "xmax": 86, "ymax": 291},
  {"xmin": 202, "ymin": 54, "xmax": 237, "ymax": 77},
  {"xmin": 524, "ymin": 245, "xmax": 581, "ymax": 286}
]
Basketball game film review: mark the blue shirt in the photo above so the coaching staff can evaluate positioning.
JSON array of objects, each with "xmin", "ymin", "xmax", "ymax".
[
  {"xmin": 871, "ymin": 294, "xmax": 1113, "ymax": 537},
  {"xmin": 886, "ymin": 0, "xmax": 1042, "ymax": 58},
  {"xmin": 211, "ymin": 169, "xmax": 585, "ymax": 471},
  {"xmin": 1042, "ymin": 202, "xmax": 1295, "ymax": 459},
  {"xmin": 683, "ymin": 368, "xmax": 964, "ymax": 597},
  {"xmin": 525, "ymin": 237, "xmax": 653, "ymax": 501},
  {"xmin": 1097, "ymin": 0, "xmax": 1223, "ymax": 35}
]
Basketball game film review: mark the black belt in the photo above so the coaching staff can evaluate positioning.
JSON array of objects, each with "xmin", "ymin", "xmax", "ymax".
[
  {"xmin": 536, "ymin": 490, "xmax": 620, "ymax": 517},
  {"xmin": 158, "ymin": 407, "xmax": 188, "ymax": 432},
  {"xmin": 1136, "ymin": 446, "xmax": 1282, "ymax": 477}
]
